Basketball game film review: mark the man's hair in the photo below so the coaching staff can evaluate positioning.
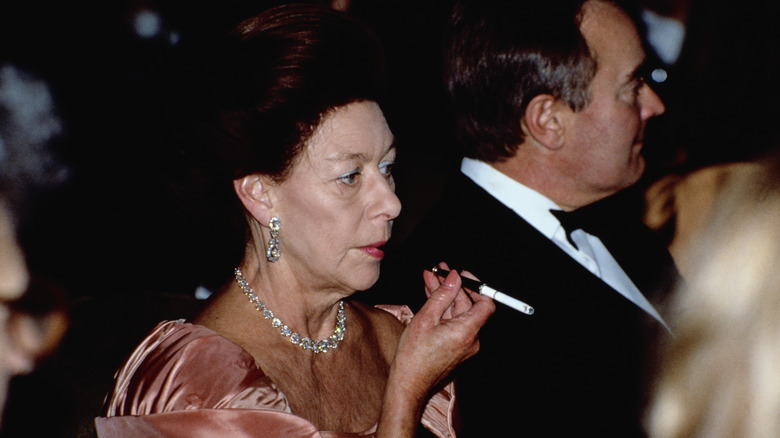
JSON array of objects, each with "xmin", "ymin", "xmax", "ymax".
[
  {"xmin": 445, "ymin": 0, "xmax": 597, "ymax": 162},
  {"xmin": 0, "ymin": 64, "xmax": 68, "ymax": 224}
]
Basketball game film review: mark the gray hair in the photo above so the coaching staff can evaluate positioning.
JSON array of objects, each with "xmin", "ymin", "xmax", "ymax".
[{"xmin": 0, "ymin": 64, "xmax": 68, "ymax": 219}]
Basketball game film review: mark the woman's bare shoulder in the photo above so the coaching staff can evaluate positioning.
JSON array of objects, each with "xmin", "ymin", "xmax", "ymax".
[
  {"xmin": 348, "ymin": 301, "xmax": 407, "ymax": 360},
  {"xmin": 350, "ymin": 301, "xmax": 407, "ymax": 328}
]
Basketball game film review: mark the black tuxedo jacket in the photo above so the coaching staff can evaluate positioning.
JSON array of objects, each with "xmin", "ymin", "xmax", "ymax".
[{"xmin": 370, "ymin": 172, "xmax": 681, "ymax": 437}]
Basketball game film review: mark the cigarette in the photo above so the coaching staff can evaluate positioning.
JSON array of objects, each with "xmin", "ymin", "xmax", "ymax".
[{"xmin": 430, "ymin": 267, "xmax": 534, "ymax": 316}]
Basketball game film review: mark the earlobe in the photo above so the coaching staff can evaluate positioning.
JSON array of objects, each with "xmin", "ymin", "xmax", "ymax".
[
  {"xmin": 233, "ymin": 174, "xmax": 274, "ymax": 222},
  {"xmin": 523, "ymin": 94, "xmax": 566, "ymax": 150}
]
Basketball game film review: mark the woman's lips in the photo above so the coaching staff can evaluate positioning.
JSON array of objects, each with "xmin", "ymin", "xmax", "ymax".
[{"xmin": 359, "ymin": 241, "xmax": 387, "ymax": 259}]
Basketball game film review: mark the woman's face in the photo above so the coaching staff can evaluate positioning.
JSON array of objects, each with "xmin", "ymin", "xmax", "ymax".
[{"xmin": 269, "ymin": 101, "xmax": 401, "ymax": 293}]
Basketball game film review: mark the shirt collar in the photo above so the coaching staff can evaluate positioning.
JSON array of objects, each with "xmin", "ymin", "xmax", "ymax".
[{"xmin": 460, "ymin": 157, "xmax": 563, "ymax": 239}]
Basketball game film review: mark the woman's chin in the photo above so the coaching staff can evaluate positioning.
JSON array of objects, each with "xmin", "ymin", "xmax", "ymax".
[{"xmin": 352, "ymin": 266, "xmax": 381, "ymax": 293}]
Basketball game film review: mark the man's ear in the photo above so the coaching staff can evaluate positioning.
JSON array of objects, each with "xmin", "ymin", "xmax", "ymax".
[
  {"xmin": 233, "ymin": 174, "xmax": 274, "ymax": 224},
  {"xmin": 523, "ymin": 94, "xmax": 567, "ymax": 150}
]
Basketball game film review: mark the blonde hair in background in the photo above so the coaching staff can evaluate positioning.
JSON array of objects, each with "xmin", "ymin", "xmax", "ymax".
[{"xmin": 646, "ymin": 156, "xmax": 780, "ymax": 438}]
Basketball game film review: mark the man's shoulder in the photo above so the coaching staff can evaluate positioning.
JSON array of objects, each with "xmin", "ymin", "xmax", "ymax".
[
  {"xmin": 417, "ymin": 172, "xmax": 531, "ymax": 230},
  {"xmin": 374, "ymin": 172, "xmax": 545, "ymax": 308}
]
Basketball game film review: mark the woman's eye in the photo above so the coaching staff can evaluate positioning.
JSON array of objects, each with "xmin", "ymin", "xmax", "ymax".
[
  {"xmin": 379, "ymin": 160, "xmax": 394, "ymax": 178},
  {"xmin": 337, "ymin": 169, "xmax": 361, "ymax": 185}
]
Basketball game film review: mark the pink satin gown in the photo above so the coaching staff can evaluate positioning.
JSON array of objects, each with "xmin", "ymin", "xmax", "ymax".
[{"xmin": 95, "ymin": 305, "xmax": 456, "ymax": 438}]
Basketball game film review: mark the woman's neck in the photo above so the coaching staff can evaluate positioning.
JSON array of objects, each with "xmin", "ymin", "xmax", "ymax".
[{"xmin": 234, "ymin": 256, "xmax": 346, "ymax": 342}]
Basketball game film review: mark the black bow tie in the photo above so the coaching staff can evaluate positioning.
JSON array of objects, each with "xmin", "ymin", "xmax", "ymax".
[{"xmin": 549, "ymin": 208, "xmax": 597, "ymax": 250}]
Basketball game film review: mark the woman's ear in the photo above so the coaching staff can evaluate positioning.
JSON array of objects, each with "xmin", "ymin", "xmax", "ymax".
[
  {"xmin": 522, "ymin": 94, "xmax": 567, "ymax": 150},
  {"xmin": 233, "ymin": 174, "xmax": 274, "ymax": 224}
]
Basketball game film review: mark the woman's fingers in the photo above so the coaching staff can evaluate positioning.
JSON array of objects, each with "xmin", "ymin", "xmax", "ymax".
[
  {"xmin": 423, "ymin": 262, "xmax": 498, "ymax": 319},
  {"xmin": 420, "ymin": 269, "xmax": 462, "ymax": 321},
  {"xmin": 422, "ymin": 269, "xmax": 440, "ymax": 299}
]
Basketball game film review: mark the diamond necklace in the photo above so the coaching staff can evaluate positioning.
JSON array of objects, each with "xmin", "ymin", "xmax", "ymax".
[{"xmin": 234, "ymin": 267, "xmax": 346, "ymax": 353}]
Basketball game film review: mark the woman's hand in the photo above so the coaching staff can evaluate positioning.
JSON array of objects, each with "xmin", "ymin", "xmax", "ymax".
[
  {"xmin": 399, "ymin": 262, "xmax": 494, "ymax": 392},
  {"xmin": 376, "ymin": 262, "xmax": 495, "ymax": 437},
  {"xmin": 422, "ymin": 262, "xmax": 482, "ymax": 321}
]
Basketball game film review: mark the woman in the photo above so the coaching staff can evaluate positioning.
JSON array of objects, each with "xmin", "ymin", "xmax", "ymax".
[{"xmin": 96, "ymin": 4, "xmax": 494, "ymax": 437}]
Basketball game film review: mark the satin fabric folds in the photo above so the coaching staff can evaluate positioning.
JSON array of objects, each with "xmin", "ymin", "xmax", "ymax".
[{"xmin": 95, "ymin": 305, "xmax": 456, "ymax": 437}]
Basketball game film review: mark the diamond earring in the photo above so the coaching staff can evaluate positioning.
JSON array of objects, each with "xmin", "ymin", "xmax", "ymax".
[{"xmin": 266, "ymin": 216, "xmax": 281, "ymax": 262}]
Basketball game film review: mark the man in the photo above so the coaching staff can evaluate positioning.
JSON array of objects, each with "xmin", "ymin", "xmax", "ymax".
[
  {"xmin": 0, "ymin": 63, "xmax": 69, "ymax": 429},
  {"xmin": 376, "ymin": 0, "xmax": 681, "ymax": 435}
]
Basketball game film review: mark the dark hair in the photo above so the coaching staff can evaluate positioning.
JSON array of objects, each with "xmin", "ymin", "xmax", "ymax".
[
  {"xmin": 195, "ymin": 4, "xmax": 385, "ymax": 182},
  {"xmin": 445, "ymin": 0, "xmax": 597, "ymax": 162},
  {"xmin": 168, "ymin": 4, "xmax": 386, "ymax": 280}
]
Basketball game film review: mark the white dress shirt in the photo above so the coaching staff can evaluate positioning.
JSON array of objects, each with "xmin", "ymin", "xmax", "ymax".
[{"xmin": 461, "ymin": 158, "xmax": 669, "ymax": 330}]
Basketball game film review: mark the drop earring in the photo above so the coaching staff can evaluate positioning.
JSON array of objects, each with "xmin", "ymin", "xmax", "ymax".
[{"xmin": 266, "ymin": 216, "xmax": 281, "ymax": 262}]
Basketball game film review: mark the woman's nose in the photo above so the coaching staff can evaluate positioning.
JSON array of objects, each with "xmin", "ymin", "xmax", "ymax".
[{"xmin": 369, "ymin": 174, "xmax": 402, "ymax": 221}]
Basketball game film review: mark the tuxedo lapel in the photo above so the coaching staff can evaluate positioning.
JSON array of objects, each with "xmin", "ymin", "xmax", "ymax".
[
  {"xmin": 438, "ymin": 174, "xmax": 667, "ymax": 318},
  {"xmin": 438, "ymin": 177, "xmax": 651, "ymax": 436}
]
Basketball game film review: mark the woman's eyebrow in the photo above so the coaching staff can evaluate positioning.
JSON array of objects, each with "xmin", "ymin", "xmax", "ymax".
[{"xmin": 326, "ymin": 152, "xmax": 369, "ymax": 163}]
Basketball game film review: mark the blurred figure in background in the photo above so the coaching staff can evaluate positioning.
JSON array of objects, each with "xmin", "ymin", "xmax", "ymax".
[
  {"xmin": 646, "ymin": 153, "xmax": 780, "ymax": 438},
  {"xmin": 0, "ymin": 63, "xmax": 69, "ymax": 428},
  {"xmin": 643, "ymin": 160, "xmax": 767, "ymax": 277},
  {"xmin": 630, "ymin": 0, "xmax": 780, "ymax": 276}
]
